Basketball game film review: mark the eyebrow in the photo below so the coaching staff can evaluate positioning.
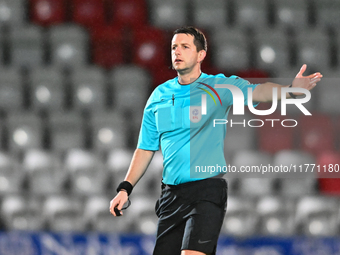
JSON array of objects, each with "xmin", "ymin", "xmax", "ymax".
[{"xmin": 172, "ymin": 43, "xmax": 191, "ymax": 47}]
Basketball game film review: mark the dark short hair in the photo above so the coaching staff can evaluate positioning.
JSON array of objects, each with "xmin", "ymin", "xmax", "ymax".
[{"xmin": 173, "ymin": 26, "xmax": 207, "ymax": 52}]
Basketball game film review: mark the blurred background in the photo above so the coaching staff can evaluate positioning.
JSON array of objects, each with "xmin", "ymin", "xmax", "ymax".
[{"xmin": 0, "ymin": 0, "xmax": 340, "ymax": 253}]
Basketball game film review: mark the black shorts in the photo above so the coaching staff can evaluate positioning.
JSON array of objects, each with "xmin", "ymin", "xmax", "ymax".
[{"xmin": 153, "ymin": 178, "xmax": 228, "ymax": 255}]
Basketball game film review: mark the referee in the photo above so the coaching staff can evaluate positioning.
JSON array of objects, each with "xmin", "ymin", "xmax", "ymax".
[{"xmin": 110, "ymin": 26, "xmax": 322, "ymax": 255}]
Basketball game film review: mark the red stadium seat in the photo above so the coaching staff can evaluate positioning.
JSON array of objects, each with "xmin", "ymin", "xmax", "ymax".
[
  {"xmin": 132, "ymin": 26, "xmax": 167, "ymax": 72},
  {"xmin": 151, "ymin": 66, "xmax": 176, "ymax": 88},
  {"xmin": 71, "ymin": 0, "xmax": 106, "ymax": 29},
  {"xmin": 110, "ymin": 0, "xmax": 147, "ymax": 29},
  {"xmin": 257, "ymin": 113, "xmax": 295, "ymax": 154},
  {"xmin": 317, "ymin": 151, "xmax": 340, "ymax": 195},
  {"xmin": 298, "ymin": 114, "xmax": 335, "ymax": 155},
  {"xmin": 91, "ymin": 26, "xmax": 126, "ymax": 68},
  {"xmin": 30, "ymin": 0, "xmax": 66, "ymax": 26}
]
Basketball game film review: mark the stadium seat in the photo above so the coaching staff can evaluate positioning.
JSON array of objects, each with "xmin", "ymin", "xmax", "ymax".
[
  {"xmin": 110, "ymin": 65, "xmax": 151, "ymax": 117},
  {"xmin": 106, "ymin": 148, "xmax": 133, "ymax": 174},
  {"xmin": 295, "ymin": 28, "xmax": 330, "ymax": 71},
  {"xmin": 257, "ymin": 113, "xmax": 295, "ymax": 154},
  {"xmin": 191, "ymin": 0, "xmax": 228, "ymax": 29},
  {"xmin": 298, "ymin": 114, "xmax": 335, "ymax": 155},
  {"xmin": 6, "ymin": 112, "xmax": 43, "ymax": 152},
  {"xmin": 211, "ymin": 27, "xmax": 249, "ymax": 71},
  {"xmin": 314, "ymin": 0, "xmax": 340, "ymax": 29},
  {"xmin": 274, "ymin": 150, "xmax": 318, "ymax": 197},
  {"xmin": 131, "ymin": 26, "xmax": 167, "ymax": 72},
  {"xmin": 238, "ymin": 178, "xmax": 276, "ymax": 197},
  {"xmin": 148, "ymin": 0, "xmax": 188, "ymax": 29},
  {"xmin": 30, "ymin": 0, "xmax": 66, "ymax": 26},
  {"xmin": 9, "ymin": 25, "xmax": 44, "ymax": 68},
  {"xmin": 71, "ymin": 0, "xmax": 106, "ymax": 29},
  {"xmin": 0, "ymin": 68, "xmax": 23, "ymax": 112},
  {"xmin": 318, "ymin": 72, "xmax": 340, "ymax": 114},
  {"xmin": 43, "ymin": 195, "xmax": 86, "ymax": 232},
  {"xmin": 64, "ymin": 149, "xmax": 108, "ymax": 196},
  {"xmin": 234, "ymin": 0, "xmax": 269, "ymax": 29},
  {"xmin": 273, "ymin": 0, "xmax": 310, "ymax": 29},
  {"xmin": 48, "ymin": 111, "xmax": 85, "ymax": 151},
  {"xmin": 317, "ymin": 151, "xmax": 340, "ymax": 194},
  {"xmin": 91, "ymin": 26, "xmax": 126, "ymax": 68},
  {"xmin": 1, "ymin": 195, "xmax": 45, "ymax": 231},
  {"xmin": 232, "ymin": 150, "xmax": 273, "ymax": 177},
  {"xmin": 296, "ymin": 196, "xmax": 339, "ymax": 236},
  {"xmin": 221, "ymin": 196, "xmax": 259, "ymax": 236},
  {"xmin": 84, "ymin": 195, "xmax": 134, "ymax": 232},
  {"xmin": 70, "ymin": 66, "xmax": 107, "ymax": 111},
  {"xmin": 224, "ymin": 113, "xmax": 255, "ymax": 155},
  {"xmin": 0, "ymin": 0, "xmax": 26, "ymax": 27},
  {"xmin": 110, "ymin": 0, "xmax": 147, "ymax": 30},
  {"xmin": 0, "ymin": 152, "xmax": 24, "ymax": 195},
  {"xmin": 48, "ymin": 25, "xmax": 89, "ymax": 68},
  {"xmin": 91, "ymin": 110, "xmax": 128, "ymax": 152},
  {"xmin": 127, "ymin": 195, "xmax": 158, "ymax": 234},
  {"xmin": 257, "ymin": 196, "xmax": 296, "ymax": 236},
  {"xmin": 22, "ymin": 149, "xmax": 66, "ymax": 195},
  {"xmin": 28, "ymin": 67, "xmax": 65, "ymax": 112},
  {"xmin": 254, "ymin": 29, "xmax": 291, "ymax": 74}
]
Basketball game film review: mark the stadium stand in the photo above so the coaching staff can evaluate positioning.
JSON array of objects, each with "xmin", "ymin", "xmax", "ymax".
[
  {"xmin": 30, "ymin": 0, "xmax": 66, "ymax": 27},
  {"xmin": 0, "ymin": 0, "xmax": 339, "ymax": 238}
]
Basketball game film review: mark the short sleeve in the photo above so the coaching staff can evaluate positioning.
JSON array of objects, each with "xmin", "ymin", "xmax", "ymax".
[
  {"xmin": 230, "ymin": 75, "xmax": 260, "ymax": 107},
  {"xmin": 137, "ymin": 103, "xmax": 160, "ymax": 151}
]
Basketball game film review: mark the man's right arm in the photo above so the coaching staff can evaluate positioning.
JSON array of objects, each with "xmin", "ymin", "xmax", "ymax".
[{"xmin": 109, "ymin": 148, "xmax": 155, "ymax": 216}]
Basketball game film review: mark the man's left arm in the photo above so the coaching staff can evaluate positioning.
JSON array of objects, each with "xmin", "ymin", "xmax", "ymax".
[{"xmin": 252, "ymin": 64, "xmax": 323, "ymax": 103}]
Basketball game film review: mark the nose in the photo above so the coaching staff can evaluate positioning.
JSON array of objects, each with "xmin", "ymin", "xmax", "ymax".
[{"xmin": 174, "ymin": 47, "xmax": 181, "ymax": 56}]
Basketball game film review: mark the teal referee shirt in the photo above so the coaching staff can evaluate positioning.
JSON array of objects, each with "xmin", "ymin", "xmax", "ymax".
[{"xmin": 137, "ymin": 73, "xmax": 259, "ymax": 185}]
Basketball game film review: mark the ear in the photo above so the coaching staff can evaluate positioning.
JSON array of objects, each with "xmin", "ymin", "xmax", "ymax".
[{"xmin": 197, "ymin": 50, "xmax": 206, "ymax": 63}]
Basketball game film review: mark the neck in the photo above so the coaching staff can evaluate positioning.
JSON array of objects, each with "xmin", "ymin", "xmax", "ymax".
[{"xmin": 177, "ymin": 67, "xmax": 202, "ymax": 85}]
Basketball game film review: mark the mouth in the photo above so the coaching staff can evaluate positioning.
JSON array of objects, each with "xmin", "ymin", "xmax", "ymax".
[{"xmin": 174, "ymin": 59, "xmax": 183, "ymax": 64}]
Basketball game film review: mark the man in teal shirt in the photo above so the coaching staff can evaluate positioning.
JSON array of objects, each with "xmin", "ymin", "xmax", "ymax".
[{"xmin": 110, "ymin": 27, "xmax": 322, "ymax": 255}]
